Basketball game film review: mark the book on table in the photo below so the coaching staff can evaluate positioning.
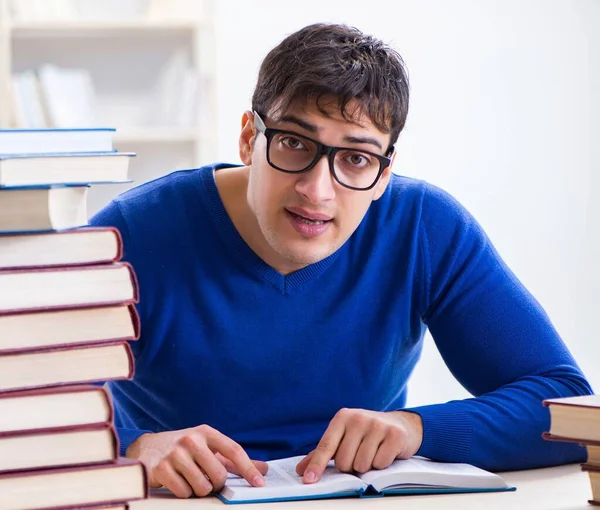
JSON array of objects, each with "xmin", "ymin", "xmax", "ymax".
[
  {"xmin": 0, "ymin": 458, "xmax": 147, "ymax": 510},
  {"xmin": 0, "ymin": 227, "xmax": 123, "ymax": 270},
  {"xmin": 216, "ymin": 455, "xmax": 514, "ymax": 504},
  {"xmin": 0, "ymin": 152, "xmax": 134, "ymax": 187},
  {"xmin": 582, "ymin": 464, "xmax": 600, "ymax": 506},
  {"xmin": 542, "ymin": 394, "xmax": 600, "ymax": 443}
]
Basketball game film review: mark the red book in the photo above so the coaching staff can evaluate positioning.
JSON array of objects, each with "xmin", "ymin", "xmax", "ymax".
[
  {"xmin": 0, "ymin": 262, "xmax": 139, "ymax": 314},
  {"xmin": 542, "ymin": 395, "xmax": 600, "ymax": 443},
  {"xmin": 0, "ymin": 385, "xmax": 113, "ymax": 435},
  {"xmin": 0, "ymin": 341, "xmax": 134, "ymax": 393},
  {"xmin": 0, "ymin": 303, "xmax": 140, "ymax": 354},
  {"xmin": 0, "ymin": 423, "xmax": 118, "ymax": 474},
  {"xmin": 0, "ymin": 227, "xmax": 123, "ymax": 270},
  {"xmin": 65, "ymin": 505, "xmax": 128, "ymax": 510},
  {"xmin": 0, "ymin": 458, "xmax": 147, "ymax": 510},
  {"xmin": 582, "ymin": 464, "xmax": 600, "ymax": 506}
]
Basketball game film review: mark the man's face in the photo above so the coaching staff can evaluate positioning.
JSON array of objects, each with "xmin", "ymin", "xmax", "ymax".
[{"xmin": 239, "ymin": 101, "xmax": 394, "ymax": 274}]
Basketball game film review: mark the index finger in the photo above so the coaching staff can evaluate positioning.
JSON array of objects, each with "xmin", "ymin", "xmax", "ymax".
[
  {"xmin": 204, "ymin": 428, "xmax": 266, "ymax": 487},
  {"xmin": 302, "ymin": 419, "xmax": 346, "ymax": 484}
]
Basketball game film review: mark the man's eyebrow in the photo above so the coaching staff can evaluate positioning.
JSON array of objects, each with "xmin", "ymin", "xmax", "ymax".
[
  {"xmin": 343, "ymin": 135, "xmax": 382, "ymax": 151},
  {"xmin": 277, "ymin": 115, "xmax": 383, "ymax": 151},
  {"xmin": 278, "ymin": 115, "xmax": 317, "ymax": 133}
]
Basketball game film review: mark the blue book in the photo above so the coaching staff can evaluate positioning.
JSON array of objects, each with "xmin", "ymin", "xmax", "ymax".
[
  {"xmin": 216, "ymin": 456, "xmax": 515, "ymax": 504},
  {"xmin": 0, "ymin": 127, "xmax": 115, "ymax": 155},
  {"xmin": 0, "ymin": 151, "xmax": 135, "ymax": 187}
]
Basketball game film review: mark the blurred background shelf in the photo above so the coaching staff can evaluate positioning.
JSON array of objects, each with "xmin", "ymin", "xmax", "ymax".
[
  {"xmin": 8, "ymin": 19, "xmax": 202, "ymax": 38},
  {"xmin": 112, "ymin": 127, "xmax": 202, "ymax": 144},
  {"xmin": 0, "ymin": 0, "xmax": 216, "ymax": 216}
]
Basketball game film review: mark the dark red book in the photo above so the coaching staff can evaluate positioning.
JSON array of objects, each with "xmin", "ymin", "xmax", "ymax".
[
  {"xmin": 0, "ymin": 385, "xmax": 113, "ymax": 435},
  {"xmin": 0, "ymin": 303, "xmax": 140, "ymax": 354},
  {"xmin": 0, "ymin": 262, "xmax": 139, "ymax": 315},
  {"xmin": 0, "ymin": 227, "xmax": 123, "ymax": 270},
  {"xmin": 0, "ymin": 458, "xmax": 147, "ymax": 510},
  {"xmin": 66, "ymin": 505, "xmax": 128, "ymax": 510},
  {"xmin": 582, "ymin": 464, "xmax": 600, "ymax": 506},
  {"xmin": 0, "ymin": 423, "xmax": 118, "ymax": 474},
  {"xmin": 541, "ymin": 433, "xmax": 600, "ymax": 446},
  {"xmin": 0, "ymin": 341, "xmax": 134, "ymax": 393},
  {"xmin": 542, "ymin": 395, "xmax": 600, "ymax": 443}
]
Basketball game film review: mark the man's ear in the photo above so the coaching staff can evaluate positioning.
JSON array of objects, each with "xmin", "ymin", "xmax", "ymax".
[
  {"xmin": 373, "ymin": 150, "xmax": 396, "ymax": 201},
  {"xmin": 239, "ymin": 111, "xmax": 255, "ymax": 165}
]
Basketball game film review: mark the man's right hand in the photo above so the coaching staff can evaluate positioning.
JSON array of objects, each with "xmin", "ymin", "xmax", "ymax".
[{"xmin": 125, "ymin": 425, "xmax": 268, "ymax": 498}]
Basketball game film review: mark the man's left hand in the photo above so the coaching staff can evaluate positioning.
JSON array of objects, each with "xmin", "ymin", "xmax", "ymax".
[{"xmin": 295, "ymin": 409, "xmax": 423, "ymax": 484}]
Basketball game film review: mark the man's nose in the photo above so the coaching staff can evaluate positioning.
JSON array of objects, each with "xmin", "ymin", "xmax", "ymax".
[{"xmin": 294, "ymin": 156, "xmax": 336, "ymax": 204}]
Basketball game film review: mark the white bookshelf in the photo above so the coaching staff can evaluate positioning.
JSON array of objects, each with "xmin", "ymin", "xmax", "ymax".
[
  {"xmin": 0, "ymin": 0, "xmax": 217, "ymax": 215},
  {"xmin": 8, "ymin": 20, "xmax": 202, "ymax": 38}
]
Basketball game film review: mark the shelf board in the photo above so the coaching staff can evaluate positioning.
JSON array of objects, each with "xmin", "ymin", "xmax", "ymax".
[
  {"xmin": 9, "ymin": 19, "xmax": 200, "ymax": 38},
  {"xmin": 113, "ymin": 127, "xmax": 201, "ymax": 144}
]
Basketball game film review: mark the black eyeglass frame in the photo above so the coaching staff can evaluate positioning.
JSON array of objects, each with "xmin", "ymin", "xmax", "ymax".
[{"xmin": 253, "ymin": 111, "xmax": 394, "ymax": 191}]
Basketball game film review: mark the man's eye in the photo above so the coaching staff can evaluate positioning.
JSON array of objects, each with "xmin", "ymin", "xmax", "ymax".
[
  {"xmin": 281, "ymin": 137, "xmax": 306, "ymax": 150},
  {"xmin": 347, "ymin": 153, "xmax": 369, "ymax": 167}
]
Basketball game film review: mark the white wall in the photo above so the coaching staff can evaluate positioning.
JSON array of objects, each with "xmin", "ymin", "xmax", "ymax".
[{"xmin": 213, "ymin": 0, "xmax": 600, "ymax": 405}]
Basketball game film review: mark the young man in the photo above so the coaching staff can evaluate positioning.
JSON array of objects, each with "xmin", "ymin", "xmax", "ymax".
[{"xmin": 91, "ymin": 23, "xmax": 592, "ymax": 498}]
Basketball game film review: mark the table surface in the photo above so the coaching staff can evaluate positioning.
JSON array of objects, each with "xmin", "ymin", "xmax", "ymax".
[{"xmin": 129, "ymin": 463, "xmax": 594, "ymax": 509}]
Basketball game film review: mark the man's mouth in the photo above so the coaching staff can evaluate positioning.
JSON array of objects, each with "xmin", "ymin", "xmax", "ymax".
[{"xmin": 285, "ymin": 208, "xmax": 333, "ymax": 225}]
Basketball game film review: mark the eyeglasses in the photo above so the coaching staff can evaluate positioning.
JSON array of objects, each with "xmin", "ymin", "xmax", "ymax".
[{"xmin": 253, "ymin": 111, "xmax": 393, "ymax": 191}]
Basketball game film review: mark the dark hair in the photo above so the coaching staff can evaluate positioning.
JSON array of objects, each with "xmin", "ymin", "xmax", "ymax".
[{"xmin": 251, "ymin": 23, "xmax": 410, "ymax": 150}]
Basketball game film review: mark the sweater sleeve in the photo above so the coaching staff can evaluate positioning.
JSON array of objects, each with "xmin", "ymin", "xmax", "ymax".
[
  {"xmin": 405, "ymin": 184, "xmax": 593, "ymax": 471},
  {"xmin": 90, "ymin": 200, "xmax": 152, "ymax": 456}
]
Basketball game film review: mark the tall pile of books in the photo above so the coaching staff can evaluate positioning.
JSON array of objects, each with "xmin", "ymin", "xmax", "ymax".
[
  {"xmin": 543, "ymin": 394, "xmax": 600, "ymax": 506},
  {"xmin": 0, "ymin": 128, "xmax": 147, "ymax": 510}
]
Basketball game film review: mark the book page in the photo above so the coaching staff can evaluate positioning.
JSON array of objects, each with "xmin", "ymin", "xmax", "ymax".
[
  {"xmin": 220, "ymin": 455, "xmax": 366, "ymax": 502},
  {"xmin": 358, "ymin": 457, "xmax": 509, "ymax": 492}
]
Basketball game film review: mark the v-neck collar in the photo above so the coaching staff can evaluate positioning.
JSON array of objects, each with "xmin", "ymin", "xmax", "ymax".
[{"xmin": 198, "ymin": 164, "xmax": 343, "ymax": 294}]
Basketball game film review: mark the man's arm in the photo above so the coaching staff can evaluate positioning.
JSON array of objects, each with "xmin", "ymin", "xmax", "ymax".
[
  {"xmin": 89, "ymin": 200, "xmax": 151, "ymax": 456},
  {"xmin": 405, "ymin": 184, "xmax": 593, "ymax": 471}
]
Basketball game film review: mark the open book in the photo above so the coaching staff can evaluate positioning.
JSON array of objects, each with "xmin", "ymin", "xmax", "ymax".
[{"xmin": 217, "ymin": 455, "xmax": 514, "ymax": 504}]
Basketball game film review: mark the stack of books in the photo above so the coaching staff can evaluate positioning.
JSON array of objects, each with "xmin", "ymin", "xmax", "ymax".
[
  {"xmin": 543, "ymin": 394, "xmax": 600, "ymax": 505},
  {"xmin": 0, "ymin": 127, "xmax": 147, "ymax": 510}
]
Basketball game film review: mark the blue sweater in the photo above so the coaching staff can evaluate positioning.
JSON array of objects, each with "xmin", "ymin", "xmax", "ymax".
[{"xmin": 91, "ymin": 163, "xmax": 592, "ymax": 470}]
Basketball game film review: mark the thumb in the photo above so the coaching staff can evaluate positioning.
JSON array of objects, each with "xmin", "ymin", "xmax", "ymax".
[{"xmin": 216, "ymin": 453, "xmax": 269, "ymax": 476}]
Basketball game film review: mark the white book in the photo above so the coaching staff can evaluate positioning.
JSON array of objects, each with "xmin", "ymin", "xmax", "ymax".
[
  {"xmin": 0, "ymin": 186, "xmax": 88, "ymax": 233},
  {"xmin": 0, "ymin": 152, "xmax": 133, "ymax": 187},
  {"xmin": 217, "ymin": 455, "xmax": 513, "ymax": 504}
]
